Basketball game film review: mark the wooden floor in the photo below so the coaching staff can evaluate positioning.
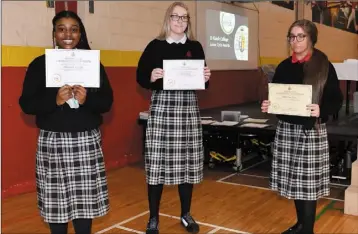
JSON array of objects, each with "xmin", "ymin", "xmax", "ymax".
[{"xmin": 2, "ymin": 164, "xmax": 358, "ymax": 234}]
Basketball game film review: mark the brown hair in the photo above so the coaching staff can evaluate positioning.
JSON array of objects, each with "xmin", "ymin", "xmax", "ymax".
[
  {"xmin": 287, "ymin": 19, "xmax": 329, "ymax": 105},
  {"xmin": 157, "ymin": 2, "xmax": 195, "ymax": 41}
]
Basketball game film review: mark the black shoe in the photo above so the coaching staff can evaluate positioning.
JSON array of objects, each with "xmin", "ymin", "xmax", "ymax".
[
  {"xmin": 281, "ymin": 223, "xmax": 303, "ymax": 234},
  {"xmin": 146, "ymin": 216, "xmax": 159, "ymax": 234},
  {"xmin": 181, "ymin": 213, "xmax": 199, "ymax": 234}
]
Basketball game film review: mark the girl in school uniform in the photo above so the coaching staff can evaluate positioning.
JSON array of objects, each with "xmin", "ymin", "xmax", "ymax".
[
  {"xmin": 19, "ymin": 10, "xmax": 113, "ymax": 234},
  {"xmin": 136, "ymin": 2, "xmax": 211, "ymax": 234},
  {"xmin": 261, "ymin": 19, "xmax": 343, "ymax": 234}
]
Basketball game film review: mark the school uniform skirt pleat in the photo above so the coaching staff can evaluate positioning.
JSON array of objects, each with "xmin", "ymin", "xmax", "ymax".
[
  {"xmin": 145, "ymin": 90, "xmax": 204, "ymax": 185},
  {"xmin": 270, "ymin": 120, "xmax": 330, "ymax": 200},
  {"xmin": 36, "ymin": 129, "xmax": 109, "ymax": 223}
]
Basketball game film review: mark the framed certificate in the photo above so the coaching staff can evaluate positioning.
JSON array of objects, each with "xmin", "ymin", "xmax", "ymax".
[
  {"xmin": 163, "ymin": 59, "xmax": 205, "ymax": 90},
  {"xmin": 268, "ymin": 83, "xmax": 312, "ymax": 117},
  {"xmin": 45, "ymin": 49, "xmax": 100, "ymax": 88}
]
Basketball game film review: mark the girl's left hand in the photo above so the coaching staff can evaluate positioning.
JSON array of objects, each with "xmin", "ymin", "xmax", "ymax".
[
  {"xmin": 204, "ymin": 67, "xmax": 211, "ymax": 82},
  {"xmin": 73, "ymin": 85, "xmax": 87, "ymax": 105},
  {"xmin": 307, "ymin": 104, "xmax": 320, "ymax": 117}
]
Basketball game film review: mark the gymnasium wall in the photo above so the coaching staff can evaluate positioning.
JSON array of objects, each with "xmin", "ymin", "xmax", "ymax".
[{"xmin": 2, "ymin": 1, "xmax": 357, "ymax": 198}]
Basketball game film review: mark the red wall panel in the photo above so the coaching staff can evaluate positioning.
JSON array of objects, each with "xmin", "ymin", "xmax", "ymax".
[
  {"xmin": 1, "ymin": 66, "xmax": 264, "ymax": 198},
  {"xmin": 55, "ymin": 1, "xmax": 77, "ymax": 13},
  {"xmin": 1, "ymin": 64, "xmax": 351, "ymax": 198}
]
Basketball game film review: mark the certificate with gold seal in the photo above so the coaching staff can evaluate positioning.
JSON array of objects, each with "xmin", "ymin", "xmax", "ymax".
[{"xmin": 268, "ymin": 83, "xmax": 312, "ymax": 117}]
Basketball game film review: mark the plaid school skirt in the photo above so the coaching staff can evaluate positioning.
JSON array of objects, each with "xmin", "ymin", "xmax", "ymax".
[
  {"xmin": 36, "ymin": 129, "xmax": 109, "ymax": 223},
  {"xmin": 270, "ymin": 120, "xmax": 330, "ymax": 200},
  {"xmin": 145, "ymin": 90, "xmax": 204, "ymax": 185}
]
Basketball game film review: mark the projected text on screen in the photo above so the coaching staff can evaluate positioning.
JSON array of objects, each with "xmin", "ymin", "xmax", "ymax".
[{"xmin": 206, "ymin": 9, "xmax": 249, "ymax": 61}]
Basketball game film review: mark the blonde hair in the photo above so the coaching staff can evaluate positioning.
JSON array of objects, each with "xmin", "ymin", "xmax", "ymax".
[{"xmin": 157, "ymin": 2, "xmax": 195, "ymax": 41}]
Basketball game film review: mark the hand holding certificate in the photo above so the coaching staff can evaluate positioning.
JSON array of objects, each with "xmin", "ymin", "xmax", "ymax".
[
  {"xmin": 45, "ymin": 49, "xmax": 100, "ymax": 88},
  {"xmin": 267, "ymin": 83, "xmax": 312, "ymax": 117},
  {"xmin": 163, "ymin": 60, "xmax": 205, "ymax": 90}
]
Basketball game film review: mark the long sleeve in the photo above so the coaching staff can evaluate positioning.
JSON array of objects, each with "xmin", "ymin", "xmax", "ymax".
[
  {"xmin": 19, "ymin": 56, "xmax": 58, "ymax": 116},
  {"xmin": 319, "ymin": 62, "xmax": 343, "ymax": 117},
  {"xmin": 271, "ymin": 62, "xmax": 284, "ymax": 84},
  {"xmin": 82, "ymin": 63, "xmax": 113, "ymax": 113},
  {"xmin": 136, "ymin": 40, "xmax": 160, "ymax": 90}
]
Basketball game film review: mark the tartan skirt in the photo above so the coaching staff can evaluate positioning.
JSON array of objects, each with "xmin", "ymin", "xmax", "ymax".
[
  {"xmin": 145, "ymin": 90, "xmax": 204, "ymax": 185},
  {"xmin": 270, "ymin": 120, "xmax": 330, "ymax": 200},
  {"xmin": 36, "ymin": 129, "xmax": 109, "ymax": 223}
]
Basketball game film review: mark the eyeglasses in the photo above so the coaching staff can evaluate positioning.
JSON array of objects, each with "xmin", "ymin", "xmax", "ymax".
[
  {"xmin": 287, "ymin": 34, "xmax": 307, "ymax": 42},
  {"xmin": 170, "ymin": 15, "xmax": 189, "ymax": 22}
]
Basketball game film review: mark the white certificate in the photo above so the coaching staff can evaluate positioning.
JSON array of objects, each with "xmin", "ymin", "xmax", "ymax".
[
  {"xmin": 268, "ymin": 83, "xmax": 312, "ymax": 117},
  {"xmin": 45, "ymin": 49, "xmax": 100, "ymax": 88},
  {"xmin": 163, "ymin": 60, "xmax": 205, "ymax": 90}
]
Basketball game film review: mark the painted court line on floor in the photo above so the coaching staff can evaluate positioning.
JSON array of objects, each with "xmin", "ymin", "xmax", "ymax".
[
  {"xmin": 238, "ymin": 173, "xmax": 269, "ymax": 179},
  {"xmin": 216, "ymin": 160, "xmax": 268, "ymax": 182},
  {"xmin": 218, "ymin": 180, "xmax": 271, "ymax": 191},
  {"xmin": 315, "ymin": 200, "xmax": 336, "ymax": 221},
  {"xmin": 218, "ymin": 180, "xmax": 344, "ymax": 223},
  {"xmin": 221, "ymin": 173, "xmax": 351, "ymax": 188},
  {"xmin": 95, "ymin": 211, "xmax": 149, "ymax": 234},
  {"xmin": 207, "ymin": 227, "xmax": 221, "ymax": 233},
  {"xmin": 96, "ymin": 210, "xmax": 249, "ymax": 234},
  {"xmin": 240, "ymin": 160, "xmax": 268, "ymax": 172},
  {"xmin": 117, "ymin": 225, "xmax": 145, "ymax": 234},
  {"xmin": 159, "ymin": 212, "xmax": 250, "ymax": 234},
  {"xmin": 216, "ymin": 173, "xmax": 236, "ymax": 182},
  {"xmin": 217, "ymin": 179, "xmax": 344, "ymax": 202}
]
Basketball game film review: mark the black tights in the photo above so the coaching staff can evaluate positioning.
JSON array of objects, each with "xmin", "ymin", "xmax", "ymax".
[
  {"xmin": 49, "ymin": 219, "xmax": 92, "ymax": 234},
  {"xmin": 148, "ymin": 183, "xmax": 193, "ymax": 218},
  {"xmin": 294, "ymin": 200, "xmax": 317, "ymax": 234}
]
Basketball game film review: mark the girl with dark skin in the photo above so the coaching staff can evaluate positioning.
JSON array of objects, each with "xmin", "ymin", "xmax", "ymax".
[{"xmin": 19, "ymin": 11, "xmax": 113, "ymax": 234}]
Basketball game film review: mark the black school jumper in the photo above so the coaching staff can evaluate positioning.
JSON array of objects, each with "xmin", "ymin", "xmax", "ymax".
[
  {"xmin": 136, "ymin": 38, "xmax": 209, "ymax": 186},
  {"xmin": 269, "ymin": 56, "xmax": 343, "ymax": 200},
  {"xmin": 19, "ymin": 54, "xmax": 113, "ymax": 223}
]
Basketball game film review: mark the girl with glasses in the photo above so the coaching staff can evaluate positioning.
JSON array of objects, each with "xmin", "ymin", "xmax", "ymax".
[
  {"xmin": 261, "ymin": 19, "xmax": 343, "ymax": 234},
  {"xmin": 136, "ymin": 2, "xmax": 211, "ymax": 234}
]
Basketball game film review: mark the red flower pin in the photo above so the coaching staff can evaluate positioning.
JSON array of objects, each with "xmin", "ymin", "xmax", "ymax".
[{"xmin": 186, "ymin": 51, "xmax": 192, "ymax": 58}]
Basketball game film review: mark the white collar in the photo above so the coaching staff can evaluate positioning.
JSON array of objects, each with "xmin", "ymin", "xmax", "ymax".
[{"xmin": 166, "ymin": 34, "xmax": 187, "ymax": 44}]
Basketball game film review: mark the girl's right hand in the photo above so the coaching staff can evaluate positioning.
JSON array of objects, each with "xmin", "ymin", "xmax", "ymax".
[
  {"xmin": 151, "ymin": 68, "xmax": 164, "ymax": 83},
  {"xmin": 56, "ymin": 85, "xmax": 73, "ymax": 106},
  {"xmin": 261, "ymin": 100, "xmax": 270, "ymax": 113}
]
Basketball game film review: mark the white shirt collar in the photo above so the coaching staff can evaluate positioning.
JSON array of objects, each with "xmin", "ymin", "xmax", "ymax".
[{"xmin": 166, "ymin": 34, "xmax": 187, "ymax": 44}]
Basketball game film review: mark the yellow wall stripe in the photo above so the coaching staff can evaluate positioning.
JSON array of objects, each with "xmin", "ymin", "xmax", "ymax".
[
  {"xmin": 2, "ymin": 45, "xmax": 143, "ymax": 67},
  {"xmin": 3, "ymin": 45, "xmax": 309, "ymax": 67},
  {"xmin": 259, "ymin": 57, "xmax": 285, "ymax": 66},
  {"xmin": 2, "ymin": 46, "xmax": 48, "ymax": 67},
  {"xmin": 100, "ymin": 50, "xmax": 142, "ymax": 67}
]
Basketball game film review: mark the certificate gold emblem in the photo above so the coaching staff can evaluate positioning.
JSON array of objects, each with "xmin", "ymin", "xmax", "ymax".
[{"xmin": 53, "ymin": 74, "xmax": 61, "ymax": 83}]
